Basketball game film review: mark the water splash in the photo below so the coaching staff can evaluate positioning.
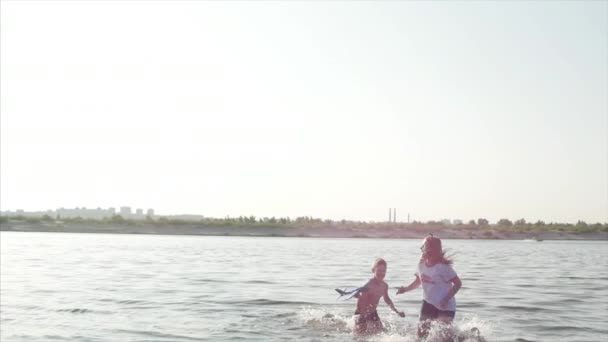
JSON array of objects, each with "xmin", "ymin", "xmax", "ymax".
[
  {"xmin": 296, "ymin": 307, "xmax": 493, "ymax": 342},
  {"xmin": 420, "ymin": 314, "xmax": 494, "ymax": 342},
  {"xmin": 296, "ymin": 306, "xmax": 417, "ymax": 341},
  {"xmin": 454, "ymin": 313, "xmax": 494, "ymax": 341},
  {"xmin": 298, "ymin": 306, "xmax": 353, "ymax": 334}
]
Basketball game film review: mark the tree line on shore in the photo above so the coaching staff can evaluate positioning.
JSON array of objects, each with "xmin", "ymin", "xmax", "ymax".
[{"xmin": 1, "ymin": 214, "xmax": 606, "ymax": 233}]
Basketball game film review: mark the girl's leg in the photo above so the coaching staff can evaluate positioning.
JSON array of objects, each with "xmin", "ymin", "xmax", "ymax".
[
  {"xmin": 437, "ymin": 314, "xmax": 453, "ymax": 324},
  {"xmin": 436, "ymin": 314, "xmax": 455, "ymax": 341},
  {"xmin": 417, "ymin": 301, "xmax": 437, "ymax": 339},
  {"xmin": 417, "ymin": 317, "xmax": 431, "ymax": 340}
]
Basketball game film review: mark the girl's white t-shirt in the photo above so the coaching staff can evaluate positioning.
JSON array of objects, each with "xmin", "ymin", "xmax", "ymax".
[{"xmin": 415, "ymin": 262, "xmax": 458, "ymax": 312}]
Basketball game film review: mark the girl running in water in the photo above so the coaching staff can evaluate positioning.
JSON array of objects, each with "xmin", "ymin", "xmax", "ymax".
[{"xmin": 397, "ymin": 235, "xmax": 462, "ymax": 339}]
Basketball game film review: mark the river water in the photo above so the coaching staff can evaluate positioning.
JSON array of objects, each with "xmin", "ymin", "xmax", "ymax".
[{"xmin": 1, "ymin": 232, "xmax": 607, "ymax": 341}]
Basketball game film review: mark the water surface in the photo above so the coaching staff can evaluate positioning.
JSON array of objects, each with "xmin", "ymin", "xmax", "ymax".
[{"xmin": 1, "ymin": 232, "xmax": 607, "ymax": 341}]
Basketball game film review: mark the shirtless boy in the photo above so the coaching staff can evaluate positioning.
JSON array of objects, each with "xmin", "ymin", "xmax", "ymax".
[{"xmin": 354, "ymin": 258, "xmax": 405, "ymax": 334}]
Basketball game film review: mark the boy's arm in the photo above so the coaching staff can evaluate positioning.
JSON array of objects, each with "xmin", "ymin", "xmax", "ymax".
[
  {"xmin": 396, "ymin": 276, "xmax": 420, "ymax": 294},
  {"xmin": 354, "ymin": 279, "xmax": 372, "ymax": 299},
  {"xmin": 384, "ymin": 284, "xmax": 405, "ymax": 317},
  {"xmin": 439, "ymin": 276, "xmax": 462, "ymax": 309}
]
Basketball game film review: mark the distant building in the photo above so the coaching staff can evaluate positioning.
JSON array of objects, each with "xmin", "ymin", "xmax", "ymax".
[
  {"xmin": 57, "ymin": 207, "xmax": 115, "ymax": 219},
  {"xmin": 1, "ymin": 206, "xmax": 153, "ymax": 220},
  {"xmin": 120, "ymin": 207, "xmax": 131, "ymax": 217}
]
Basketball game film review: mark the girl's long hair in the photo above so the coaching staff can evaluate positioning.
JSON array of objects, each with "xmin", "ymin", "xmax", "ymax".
[{"xmin": 420, "ymin": 234, "xmax": 453, "ymax": 265}]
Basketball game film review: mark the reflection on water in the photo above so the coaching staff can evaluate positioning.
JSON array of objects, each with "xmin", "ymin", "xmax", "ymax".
[{"xmin": 1, "ymin": 232, "xmax": 607, "ymax": 341}]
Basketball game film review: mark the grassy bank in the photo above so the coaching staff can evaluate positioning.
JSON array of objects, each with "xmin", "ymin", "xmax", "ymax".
[{"xmin": 1, "ymin": 215, "xmax": 606, "ymax": 240}]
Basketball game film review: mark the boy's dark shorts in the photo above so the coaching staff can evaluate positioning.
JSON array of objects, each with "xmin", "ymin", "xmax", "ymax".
[
  {"xmin": 420, "ymin": 300, "xmax": 455, "ymax": 320},
  {"xmin": 354, "ymin": 310, "xmax": 381, "ymax": 325}
]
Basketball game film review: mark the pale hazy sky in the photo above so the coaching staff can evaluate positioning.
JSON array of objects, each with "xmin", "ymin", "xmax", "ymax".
[{"xmin": 1, "ymin": 1, "xmax": 606, "ymax": 223}]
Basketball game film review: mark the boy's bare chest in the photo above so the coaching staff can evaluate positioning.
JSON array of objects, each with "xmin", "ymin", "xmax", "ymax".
[{"xmin": 364, "ymin": 284, "xmax": 385, "ymax": 298}]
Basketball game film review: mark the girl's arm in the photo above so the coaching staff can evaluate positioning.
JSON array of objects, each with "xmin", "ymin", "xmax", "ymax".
[
  {"xmin": 384, "ymin": 284, "xmax": 405, "ymax": 317},
  {"xmin": 396, "ymin": 276, "xmax": 420, "ymax": 294},
  {"xmin": 439, "ymin": 276, "xmax": 462, "ymax": 309}
]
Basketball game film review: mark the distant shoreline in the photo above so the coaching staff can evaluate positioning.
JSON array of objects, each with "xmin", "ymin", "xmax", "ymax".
[{"xmin": 1, "ymin": 221, "xmax": 606, "ymax": 241}]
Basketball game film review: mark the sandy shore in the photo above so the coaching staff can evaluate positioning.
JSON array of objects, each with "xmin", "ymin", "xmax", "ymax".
[{"xmin": 1, "ymin": 221, "xmax": 606, "ymax": 240}]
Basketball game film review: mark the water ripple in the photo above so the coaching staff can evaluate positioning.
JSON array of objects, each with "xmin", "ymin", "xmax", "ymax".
[{"xmin": 2, "ymin": 232, "xmax": 607, "ymax": 342}]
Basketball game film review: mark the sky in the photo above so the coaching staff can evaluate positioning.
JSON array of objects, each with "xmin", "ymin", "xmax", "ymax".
[{"xmin": 1, "ymin": 1, "xmax": 606, "ymax": 223}]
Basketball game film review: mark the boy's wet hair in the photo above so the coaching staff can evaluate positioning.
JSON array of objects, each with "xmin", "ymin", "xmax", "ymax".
[{"xmin": 372, "ymin": 258, "xmax": 387, "ymax": 271}]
